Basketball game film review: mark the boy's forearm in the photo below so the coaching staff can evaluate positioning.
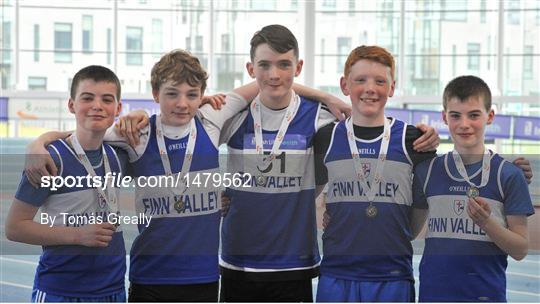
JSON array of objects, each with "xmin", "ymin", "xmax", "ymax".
[
  {"xmin": 482, "ymin": 218, "xmax": 528, "ymax": 260},
  {"xmin": 28, "ymin": 131, "xmax": 72, "ymax": 151},
  {"xmin": 233, "ymin": 81, "xmax": 259, "ymax": 102},
  {"xmin": 6, "ymin": 219, "xmax": 78, "ymax": 246},
  {"xmin": 292, "ymin": 83, "xmax": 328, "ymax": 103},
  {"xmin": 410, "ymin": 208, "xmax": 428, "ymax": 239}
]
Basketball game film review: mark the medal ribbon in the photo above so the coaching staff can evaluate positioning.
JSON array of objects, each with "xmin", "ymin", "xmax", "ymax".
[
  {"xmin": 69, "ymin": 134, "xmax": 118, "ymax": 215},
  {"xmin": 251, "ymin": 93, "xmax": 300, "ymax": 172},
  {"xmin": 345, "ymin": 117, "xmax": 391, "ymax": 203},
  {"xmin": 155, "ymin": 115, "xmax": 197, "ymax": 196},
  {"xmin": 451, "ymin": 148, "xmax": 491, "ymax": 190}
]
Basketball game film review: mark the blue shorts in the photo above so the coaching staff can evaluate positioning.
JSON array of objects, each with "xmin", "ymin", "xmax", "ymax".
[
  {"xmin": 316, "ymin": 275, "xmax": 415, "ymax": 302},
  {"xmin": 32, "ymin": 289, "xmax": 126, "ymax": 303}
]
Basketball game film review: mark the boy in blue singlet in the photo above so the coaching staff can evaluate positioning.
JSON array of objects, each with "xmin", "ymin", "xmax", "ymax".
[
  {"xmin": 314, "ymin": 45, "xmax": 437, "ymax": 303},
  {"xmin": 412, "ymin": 75, "xmax": 534, "ymax": 302},
  {"xmin": 5, "ymin": 65, "xmax": 127, "ymax": 302}
]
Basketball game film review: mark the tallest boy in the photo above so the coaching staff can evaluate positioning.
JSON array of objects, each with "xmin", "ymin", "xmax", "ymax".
[{"xmin": 218, "ymin": 24, "xmax": 336, "ymax": 302}]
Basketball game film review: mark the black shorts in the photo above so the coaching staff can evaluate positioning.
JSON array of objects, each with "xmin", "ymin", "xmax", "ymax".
[
  {"xmin": 128, "ymin": 281, "xmax": 219, "ymax": 302},
  {"xmin": 219, "ymin": 277, "xmax": 313, "ymax": 302}
]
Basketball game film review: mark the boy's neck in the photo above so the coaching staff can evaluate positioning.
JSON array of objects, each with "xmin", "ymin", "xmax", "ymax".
[
  {"xmin": 74, "ymin": 129, "xmax": 104, "ymax": 150},
  {"xmin": 454, "ymin": 143, "xmax": 486, "ymax": 165},
  {"xmin": 352, "ymin": 110, "xmax": 386, "ymax": 127},
  {"xmin": 259, "ymin": 90, "xmax": 293, "ymax": 110}
]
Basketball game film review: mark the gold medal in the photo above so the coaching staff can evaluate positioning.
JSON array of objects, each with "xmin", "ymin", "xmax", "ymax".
[
  {"xmin": 467, "ymin": 186, "xmax": 479, "ymax": 198},
  {"xmin": 365, "ymin": 203, "xmax": 378, "ymax": 218},
  {"xmin": 174, "ymin": 197, "xmax": 185, "ymax": 213}
]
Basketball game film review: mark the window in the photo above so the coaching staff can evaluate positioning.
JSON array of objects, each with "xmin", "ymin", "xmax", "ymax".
[
  {"xmin": 221, "ymin": 34, "xmax": 230, "ymax": 52},
  {"xmin": 507, "ymin": 0, "xmax": 520, "ymax": 25},
  {"xmin": 480, "ymin": 0, "xmax": 486, "ymax": 23},
  {"xmin": 33, "ymin": 24, "xmax": 39, "ymax": 62},
  {"xmin": 467, "ymin": 43, "xmax": 480, "ymax": 71},
  {"xmin": 442, "ymin": 0, "xmax": 467, "ymax": 21},
  {"xmin": 348, "ymin": 0, "xmax": 355, "ymax": 16},
  {"xmin": 107, "ymin": 28, "xmax": 111, "ymax": 64},
  {"xmin": 82, "ymin": 15, "xmax": 93, "ymax": 53},
  {"xmin": 28, "ymin": 76, "xmax": 47, "ymax": 90},
  {"xmin": 126, "ymin": 26, "xmax": 143, "ymax": 65},
  {"xmin": 452, "ymin": 45, "xmax": 456, "ymax": 76},
  {"xmin": 322, "ymin": 0, "xmax": 336, "ymax": 9},
  {"xmin": 185, "ymin": 37, "xmax": 191, "ymax": 51},
  {"xmin": 250, "ymin": 0, "xmax": 276, "ymax": 10},
  {"xmin": 195, "ymin": 35, "xmax": 203, "ymax": 53},
  {"xmin": 54, "ymin": 23, "xmax": 72, "ymax": 63},
  {"xmin": 2, "ymin": 21, "xmax": 12, "ymax": 64},
  {"xmin": 151, "ymin": 19, "xmax": 162, "ymax": 58},
  {"xmin": 337, "ymin": 37, "xmax": 351, "ymax": 72},
  {"xmin": 320, "ymin": 38, "xmax": 325, "ymax": 73},
  {"xmin": 523, "ymin": 45, "xmax": 533, "ymax": 79}
]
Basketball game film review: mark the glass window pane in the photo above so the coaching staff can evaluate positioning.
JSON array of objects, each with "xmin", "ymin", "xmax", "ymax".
[
  {"xmin": 28, "ymin": 76, "xmax": 47, "ymax": 90},
  {"xmin": 314, "ymin": 1, "xmax": 401, "ymax": 95},
  {"xmin": 404, "ymin": 2, "xmax": 499, "ymax": 95},
  {"xmin": 504, "ymin": 6, "xmax": 540, "ymax": 96},
  {"xmin": 54, "ymin": 23, "xmax": 72, "ymax": 63},
  {"xmin": 18, "ymin": 2, "xmax": 112, "ymax": 92},
  {"xmin": 82, "ymin": 15, "xmax": 93, "ymax": 53},
  {"xmin": 126, "ymin": 26, "xmax": 142, "ymax": 65}
]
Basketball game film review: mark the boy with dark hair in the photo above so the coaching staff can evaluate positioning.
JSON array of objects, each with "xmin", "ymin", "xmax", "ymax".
[
  {"xmin": 5, "ymin": 65, "xmax": 127, "ymax": 302},
  {"xmin": 412, "ymin": 75, "xmax": 534, "ymax": 302},
  {"xmin": 217, "ymin": 24, "xmax": 336, "ymax": 302}
]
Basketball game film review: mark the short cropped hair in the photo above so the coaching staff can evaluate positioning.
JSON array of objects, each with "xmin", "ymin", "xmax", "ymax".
[
  {"xmin": 250, "ymin": 24, "xmax": 299, "ymax": 61},
  {"xmin": 151, "ymin": 49, "xmax": 208, "ymax": 94},
  {"xmin": 70, "ymin": 65, "xmax": 121, "ymax": 100},
  {"xmin": 443, "ymin": 75, "xmax": 492, "ymax": 112},
  {"xmin": 343, "ymin": 45, "xmax": 395, "ymax": 80}
]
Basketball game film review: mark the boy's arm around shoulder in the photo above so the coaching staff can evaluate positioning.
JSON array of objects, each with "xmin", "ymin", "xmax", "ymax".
[
  {"xmin": 25, "ymin": 131, "xmax": 72, "ymax": 186},
  {"xmin": 198, "ymin": 82, "xmax": 257, "ymax": 132}
]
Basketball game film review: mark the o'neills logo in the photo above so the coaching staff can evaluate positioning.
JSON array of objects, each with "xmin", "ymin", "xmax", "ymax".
[{"xmin": 449, "ymin": 185, "xmax": 468, "ymax": 192}]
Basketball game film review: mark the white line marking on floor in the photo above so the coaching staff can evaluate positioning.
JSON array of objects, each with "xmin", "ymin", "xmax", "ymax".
[
  {"xmin": 0, "ymin": 280, "xmax": 32, "ymax": 289},
  {"xmin": 0, "ymin": 256, "xmax": 38, "ymax": 266},
  {"xmin": 507, "ymin": 271, "xmax": 540, "ymax": 279},
  {"xmin": 507, "ymin": 289, "xmax": 540, "ymax": 297}
]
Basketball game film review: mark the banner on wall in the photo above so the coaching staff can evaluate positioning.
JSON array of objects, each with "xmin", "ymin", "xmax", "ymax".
[
  {"xmin": 486, "ymin": 114, "xmax": 511, "ymax": 139},
  {"xmin": 411, "ymin": 110, "xmax": 449, "ymax": 135},
  {"xmin": 513, "ymin": 116, "xmax": 540, "ymax": 141},
  {"xmin": 8, "ymin": 98, "xmax": 71, "ymax": 120},
  {"xmin": 386, "ymin": 108, "xmax": 410, "ymax": 122}
]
